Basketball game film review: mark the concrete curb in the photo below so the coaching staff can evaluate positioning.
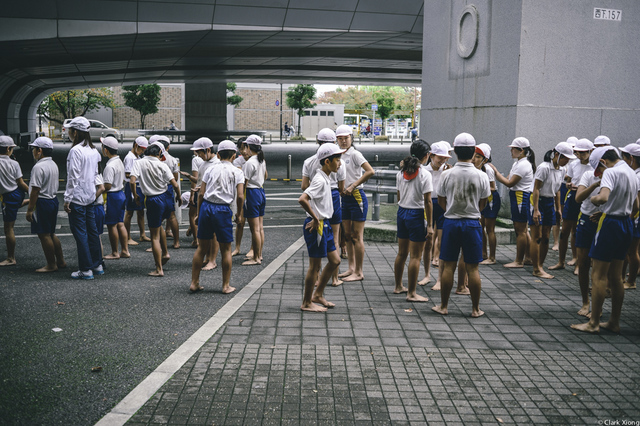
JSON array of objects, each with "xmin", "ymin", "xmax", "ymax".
[{"xmin": 364, "ymin": 221, "xmax": 517, "ymax": 244}]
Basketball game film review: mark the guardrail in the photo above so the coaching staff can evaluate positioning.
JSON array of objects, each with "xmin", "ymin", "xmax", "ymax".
[{"xmin": 363, "ymin": 165, "xmax": 399, "ymax": 221}]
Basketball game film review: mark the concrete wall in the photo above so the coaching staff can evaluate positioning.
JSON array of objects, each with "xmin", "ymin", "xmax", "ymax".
[{"xmin": 184, "ymin": 83, "xmax": 227, "ymax": 132}]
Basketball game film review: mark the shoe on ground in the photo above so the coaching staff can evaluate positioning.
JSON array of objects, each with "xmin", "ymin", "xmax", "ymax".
[
  {"xmin": 71, "ymin": 270, "xmax": 94, "ymax": 280},
  {"xmin": 92, "ymin": 265, "xmax": 105, "ymax": 275}
]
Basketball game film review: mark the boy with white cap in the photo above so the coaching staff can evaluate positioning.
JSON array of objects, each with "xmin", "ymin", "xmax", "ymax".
[
  {"xmin": 593, "ymin": 135, "xmax": 611, "ymax": 147},
  {"xmin": 25, "ymin": 136, "xmax": 66, "ymax": 272},
  {"xmin": 299, "ymin": 143, "xmax": 345, "ymax": 312},
  {"xmin": 190, "ymin": 140, "xmax": 245, "ymax": 294},
  {"xmin": 0, "ymin": 135, "xmax": 29, "ymax": 266},
  {"xmin": 154, "ymin": 135, "xmax": 181, "ymax": 249},
  {"xmin": 432, "ymin": 132, "xmax": 490, "ymax": 318},
  {"xmin": 193, "ymin": 138, "xmax": 221, "ymax": 270},
  {"xmin": 571, "ymin": 146, "xmax": 637, "ymax": 333},
  {"xmin": 243, "ymin": 134, "xmax": 267, "ymax": 266},
  {"xmin": 124, "ymin": 136, "xmax": 150, "ymax": 245},
  {"xmin": 100, "ymin": 136, "xmax": 129, "ymax": 259},
  {"xmin": 130, "ymin": 142, "xmax": 181, "ymax": 277}
]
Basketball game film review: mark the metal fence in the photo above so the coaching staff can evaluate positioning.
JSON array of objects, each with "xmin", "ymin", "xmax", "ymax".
[{"xmin": 363, "ymin": 166, "xmax": 399, "ymax": 221}]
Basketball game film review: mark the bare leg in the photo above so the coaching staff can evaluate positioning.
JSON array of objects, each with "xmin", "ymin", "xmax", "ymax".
[
  {"xmin": 190, "ymin": 238, "xmax": 210, "ymax": 291},
  {"xmin": 312, "ymin": 250, "xmax": 341, "ymax": 307},
  {"xmin": 530, "ymin": 224, "xmax": 554, "ymax": 279},
  {"xmin": 302, "ymin": 257, "xmax": 328, "ymax": 312},
  {"xmin": 339, "ymin": 219, "xmax": 355, "ymax": 277},
  {"xmin": 188, "ymin": 204, "xmax": 198, "ymax": 246},
  {"xmin": 568, "ymin": 226, "xmax": 578, "ymax": 265},
  {"xmin": 481, "ymin": 217, "xmax": 488, "ymax": 260},
  {"xmin": 219, "ymin": 242, "xmax": 235, "ymax": 293},
  {"xmin": 167, "ymin": 212, "xmax": 180, "ymax": 248},
  {"xmin": 124, "ymin": 210, "xmax": 138, "ymax": 245},
  {"xmin": 117, "ymin": 223, "xmax": 130, "ymax": 257},
  {"xmin": 552, "ymin": 222, "xmax": 560, "ymax": 251},
  {"xmin": 600, "ymin": 259, "xmax": 625, "ymax": 333},
  {"xmin": 551, "ymin": 219, "xmax": 576, "ymax": 270},
  {"xmin": 406, "ymin": 240, "xmax": 428, "ymax": 302},
  {"xmin": 138, "ymin": 210, "xmax": 150, "ymax": 242},
  {"xmin": 330, "ymin": 223, "xmax": 342, "ymax": 286},
  {"xmin": 393, "ymin": 238, "xmax": 409, "ymax": 294},
  {"xmin": 480, "ymin": 218, "xmax": 497, "ymax": 264},
  {"xmin": 1, "ymin": 221, "xmax": 17, "ymax": 266},
  {"xmin": 432, "ymin": 260, "xmax": 456, "ymax": 315},
  {"xmin": 36, "ymin": 233, "xmax": 58, "ymax": 272},
  {"xmin": 242, "ymin": 217, "xmax": 262, "ymax": 265},
  {"xmin": 343, "ymin": 220, "xmax": 365, "ymax": 282},
  {"xmin": 148, "ymin": 227, "xmax": 164, "ymax": 277},
  {"xmin": 431, "ymin": 229, "xmax": 443, "ymax": 290},
  {"xmin": 505, "ymin": 221, "xmax": 527, "ymax": 268},
  {"xmin": 259, "ymin": 216, "xmax": 264, "ymax": 261},
  {"xmin": 419, "ymin": 233, "xmax": 433, "ymax": 285},
  {"xmin": 105, "ymin": 224, "xmax": 120, "ymax": 259},
  {"xmin": 576, "ymin": 247, "xmax": 591, "ymax": 316},
  {"xmin": 203, "ymin": 235, "xmax": 218, "ymax": 270},
  {"xmin": 624, "ymin": 238, "xmax": 639, "ymax": 289},
  {"xmin": 466, "ymin": 263, "xmax": 484, "ymax": 317},
  {"xmin": 232, "ymin": 216, "xmax": 245, "ymax": 255},
  {"xmin": 455, "ymin": 254, "xmax": 470, "ymax": 294},
  {"xmin": 572, "ymin": 259, "xmax": 610, "ymax": 333}
]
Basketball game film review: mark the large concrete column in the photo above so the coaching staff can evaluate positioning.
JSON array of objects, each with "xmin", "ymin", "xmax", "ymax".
[
  {"xmin": 421, "ymin": 0, "xmax": 640, "ymax": 171},
  {"xmin": 184, "ymin": 83, "xmax": 227, "ymax": 132}
]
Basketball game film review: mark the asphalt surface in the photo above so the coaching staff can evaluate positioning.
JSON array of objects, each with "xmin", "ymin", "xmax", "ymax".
[{"xmin": 0, "ymin": 181, "xmax": 306, "ymax": 426}]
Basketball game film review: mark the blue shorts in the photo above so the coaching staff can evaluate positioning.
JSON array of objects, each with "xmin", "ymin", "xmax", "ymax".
[
  {"xmin": 197, "ymin": 201, "xmax": 233, "ymax": 243},
  {"xmin": 562, "ymin": 190, "xmax": 581, "ymax": 221},
  {"xmin": 559, "ymin": 182, "xmax": 568, "ymax": 205},
  {"xmin": 329, "ymin": 189, "xmax": 342, "ymax": 225},
  {"xmin": 31, "ymin": 198, "xmax": 58, "ymax": 235},
  {"xmin": 1, "ymin": 188, "xmax": 25, "ymax": 222},
  {"xmin": 303, "ymin": 217, "xmax": 336, "ymax": 258},
  {"xmin": 244, "ymin": 187, "xmax": 266, "ymax": 218},
  {"xmin": 529, "ymin": 196, "xmax": 556, "ymax": 226},
  {"xmin": 575, "ymin": 213, "xmax": 599, "ymax": 249},
  {"xmin": 481, "ymin": 190, "xmax": 501, "ymax": 219},
  {"xmin": 432, "ymin": 198, "xmax": 445, "ymax": 229},
  {"xmin": 94, "ymin": 204, "xmax": 105, "ymax": 235},
  {"xmin": 509, "ymin": 191, "xmax": 530, "ymax": 223},
  {"xmin": 342, "ymin": 189, "xmax": 368, "ymax": 222},
  {"xmin": 145, "ymin": 194, "xmax": 170, "ymax": 228},
  {"xmin": 105, "ymin": 191, "xmax": 126, "ymax": 225},
  {"xmin": 125, "ymin": 184, "xmax": 144, "ymax": 211},
  {"xmin": 589, "ymin": 214, "xmax": 633, "ymax": 262},
  {"xmin": 165, "ymin": 186, "xmax": 175, "ymax": 213},
  {"xmin": 397, "ymin": 207, "xmax": 426, "ymax": 242},
  {"xmin": 439, "ymin": 218, "xmax": 483, "ymax": 264}
]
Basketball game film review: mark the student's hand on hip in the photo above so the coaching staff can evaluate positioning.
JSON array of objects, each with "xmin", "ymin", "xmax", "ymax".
[{"xmin": 64, "ymin": 202, "xmax": 71, "ymax": 213}]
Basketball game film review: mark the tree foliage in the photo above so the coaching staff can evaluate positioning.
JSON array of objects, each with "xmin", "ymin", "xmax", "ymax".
[
  {"xmin": 37, "ymin": 88, "xmax": 115, "ymax": 125},
  {"xmin": 318, "ymin": 86, "xmax": 420, "ymax": 119},
  {"xmin": 226, "ymin": 83, "xmax": 243, "ymax": 107},
  {"xmin": 122, "ymin": 84, "xmax": 161, "ymax": 129},
  {"xmin": 286, "ymin": 84, "xmax": 316, "ymax": 135}
]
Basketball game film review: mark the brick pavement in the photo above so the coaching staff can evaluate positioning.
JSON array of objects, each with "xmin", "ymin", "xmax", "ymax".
[{"xmin": 125, "ymin": 243, "xmax": 640, "ymax": 425}]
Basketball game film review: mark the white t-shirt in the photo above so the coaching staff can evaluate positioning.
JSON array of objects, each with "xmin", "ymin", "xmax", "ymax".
[
  {"xmin": 233, "ymin": 156, "xmax": 246, "ymax": 169},
  {"xmin": 103, "ymin": 156, "xmax": 125, "ymax": 192},
  {"xmin": 163, "ymin": 152, "xmax": 180, "ymax": 175},
  {"xmin": 64, "ymin": 144, "xmax": 100, "ymax": 205},
  {"xmin": 302, "ymin": 154, "xmax": 346, "ymax": 189},
  {"xmin": 569, "ymin": 162, "xmax": 593, "ymax": 186},
  {"xmin": 437, "ymin": 162, "xmax": 491, "ymax": 219},
  {"xmin": 201, "ymin": 162, "xmax": 245, "ymax": 205},
  {"xmin": 303, "ymin": 169, "xmax": 333, "ymax": 220},
  {"xmin": 123, "ymin": 151, "xmax": 137, "ymax": 183},
  {"xmin": 192, "ymin": 156, "xmax": 204, "ymax": 173},
  {"xmin": 29, "ymin": 157, "xmax": 58, "ymax": 200},
  {"xmin": 94, "ymin": 174, "xmax": 104, "ymax": 205},
  {"xmin": 131, "ymin": 156, "xmax": 174, "ymax": 197},
  {"xmin": 578, "ymin": 171, "xmax": 601, "ymax": 216},
  {"xmin": 0, "ymin": 155, "xmax": 22, "ymax": 194},
  {"xmin": 508, "ymin": 158, "xmax": 534, "ymax": 192},
  {"xmin": 396, "ymin": 167, "xmax": 433, "ymax": 210},
  {"xmin": 425, "ymin": 163, "xmax": 446, "ymax": 198},
  {"xmin": 196, "ymin": 157, "xmax": 221, "ymax": 190},
  {"xmin": 342, "ymin": 147, "xmax": 368, "ymax": 189},
  {"xmin": 244, "ymin": 155, "xmax": 266, "ymax": 189},
  {"xmin": 485, "ymin": 165, "xmax": 495, "ymax": 183},
  {"xmin": 534, "ymin": 162, "xmax": 564, "ymax": 198},
  {"xmin": 599, "ymin": 161, "xmax": 638, "ymax": 216}
]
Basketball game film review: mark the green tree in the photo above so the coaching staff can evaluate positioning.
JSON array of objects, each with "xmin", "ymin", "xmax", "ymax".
[
  {"xmin": 122, "ymin": 84, "xmax": 161, "ymax": 129},
  {"xmin": 375, "ymin": 91, "xmax": 396, "ymax": 134},
  {"xmin": 226, "ymin": 83, "xmax": 243, "ymax": 107},
  {"xmin": 37, "ymin": 88, "xmax": 115, "ymax": 125},
  {"xmin": 286, "ymin": 84, "xmax": 316, "ymax": 135}
]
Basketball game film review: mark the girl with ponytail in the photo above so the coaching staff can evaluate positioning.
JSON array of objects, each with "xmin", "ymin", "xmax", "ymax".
[
  {"xmin": 242, "ymin": 135, "xmax": 267, "ymax": 266},
  {"xmin": 472, "ymin": 143, "xmax": 500, "ymax": 265}
]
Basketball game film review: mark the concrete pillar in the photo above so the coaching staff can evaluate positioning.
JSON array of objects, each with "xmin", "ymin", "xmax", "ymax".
[
  {"xmin": 421, "ymin": 0, "xmax": 640, "ymax": 172},
  {"xmin": 184, "ymin": 83, "xmax": 227, "ymax": 132}
]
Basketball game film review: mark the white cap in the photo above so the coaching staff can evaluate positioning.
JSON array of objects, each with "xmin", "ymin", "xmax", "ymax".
[
  {"xmin": 191, "ymin": 137, "xmax": 214, "ymax": 151},
  {"xmin": 430, "ymin": 142, "xmax": 452, "ymax": 158},
  {"xmin": 335, "ymin": 124, "xmax": 353, "ymax": 137},
  {"xmin": 180, "ymin": 192, "xmax": 190, "ymax": 209},
  {"xmin": 317, "ymin": 143, "xmax": 346, "ymax": 161},
  {"xmin": 594, "ymin": 135, "xmax": 611, "ymax": 146},
  {"xmin": 150, "ymin": 141, "xmax": 166, "ymax": 156},
  {"xmin": 135, "ymin": 136, "xmax": 149, "ymax": 148},
  {"xmin": 100, "ymin": 136, "xmax": 119, "ymax": 150},
  {"xmin": 317, "ymin": 128, "xmax": 337, "ymax": 142},
  {"xmin": 636, "ymin": 138, "xmax": 640, "ymax": 145},
  {"xmin": 566, "ymin": 136, "xmax": 579, "ymax": 147},
  {"xmin": 555, "ymin": 142, "xmax": 577, "ymax": 159},
  {"xmin": 475, "ymin": 143, "xmax": 491, "ymax": 159},
  {"xmin": 508, "ymin": 137, "xmax": 530, "ymax": 149},
  {"xmin": 218, "ymin": 140, "xmax": 237, "ymax": 152},
  {"xmin": 66, "ymin": 117, "xmax": 90, "ymax": 132},
  {"xmin": 29, "ymin": 136, "xmax": 53, "ymax": 149},
  {"xmin": 148, "ymin": 135, "xmax": 161, "ymax": 144},
  {"xmin": 573, "ymin": 138, "xmax": 594, "ymax": 152},
  {"xmin": 620, "ymin": 143, "xmax": 640, "ymax": 157},
  {"xmin": 589, "ymin": 146, "xmax": 616, "ymax": 170},
  {"xmin": 0, "ymin": 135, "xmax": 16, "ymax": 147},
  {"xmin": 453, "ymin": 132, "xmax": 476, "ymax": 147},
  {"xmin": 246, "ymin": 134, "xmax": 262, "ymax": 146}
]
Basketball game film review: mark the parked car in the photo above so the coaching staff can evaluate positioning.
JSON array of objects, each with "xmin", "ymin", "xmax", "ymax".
[{"xmin": 62, "ymin": 119, "xmax": 121, "ymax": 142}]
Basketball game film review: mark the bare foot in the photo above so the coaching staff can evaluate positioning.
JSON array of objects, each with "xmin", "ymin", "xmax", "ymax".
[
  {"xmin": 166, "ymin": 232, "xmax": 174, "ymax": 239},
  {"xmin": 406, "ymin": 294, "xmax": 429, "ymax": 302},
  {"xmin": 340, "ymin": 250, "xmax": 347, "ymax": 259},
  {"xmin": 301, "ymin": 303, "xmax": 328, "ymax": 312},
  {"xmin": 242, "ymin": 259, "xmax": 262, "ymax": 266},
  {"xmin": 571, "ymin": 322, "xmax": 599, "ymax": 333},
  {"xmin": 533, "ymin": 270, "xmax": 554, "ymax": 279},
  {"xmin": 431, "ymin": 259, "xmax": 439, "ymax": 267},
  {"xmin": 567, "ymin": 258, "xmax": 577, "ymax": 266},
  {"xmin": 202, "ymin": 262, "xmax": 217, "ymax": 271},
  {"xmin": 127, "ymin": 239, "xmax": 139, "ymax": 246},
  {"xmin": 0, "ymin": 259, "xmax": 16, "ymax": 267},
  {"xmin": 455, "ymin": 287, "xmax": 471, "ymax": 295},
  {"xmin": 394, "ymin": 286, "xmax": 408, "ymax": 294},
  {"xmin": 418, "ymin": 276, "xmax": 431, "ymax": 285},
  {"xmin": 312, "ymin": 296, "xmax": 335, "ymax": 308},
  {"xmin": 140, "ymin": 236, "xmax": 151, "ymax": 242},
  {"xmin": 189, "ymin": 285, "xmax": 204, "ymax": 293},
  {"xmin": 548, "ymin": 262, "xmax": 564, "ymax": 270},
  {"xmin": 338, "ymin": 269, "xmax": 354, "ymax": 278},
  {"xmin": 36, "ymin": 266, "xmax": 57, "ymax": 273},
  {"xmin": 343, "ymin": 274, "xmax": 364, "ymax": 282},
  {"xmin": 577, "ymin": 305, "xmax": 590, "ymax": 317},
  {"xmin": 552, "ymin": 244, "xmax": 559, "ymax": 251},
  {"xmin": 173, "ymin": 244, "xmax": 180, "ymax": 249},
  {"xmin": 331, "ymin": 280, "xmax": 343, "ymax": 287},
  {"xmin": 471, "ymin": 309, "xmax": 485, "ymax": 318},
  {"xmin": 186, "ymin": 228, "xmax": 192, "ymax": 237},
  {"xmin": 432, "ymin": 305, "xmax": 448, "ymax": 315},
  {"xmin": 162, "ymin": 255, "xmax": 170, "ymax": 265},
  {"xmin": 504, "ymin": 262, "xmax": 524, "ymax": 268},
  {"xmin": 524, "ymin": 258, "xmax": 533, "ymax": 266},
  {"xmin": 120, "ymin": 252, "xmax": 131, "ymax": 259},
  {"xmin": 573, "ymin": 267, "xmax": 579, "ymax": 276},
  {"xmin": 231, "ymin": 249, "xmax": 241, "ymax": 256},
  {"xmin": 104, "ymin": 254, "xmax": 120, "ymax": 260},
  {"xmin": 146, "ymin": 248, "xmax": 152, "ymax": 252},
  {"xmin": 148, "ymin": 270, "xmax": 164, "ymax": 277},
  {"xmin": 57, "ymin": 262, "xmax": 67, "ymax": 269},
  {"xmin": 191, "ymin": 240, "xmax": 198, "ymax": 248},
  {"xmin": 599, "ymin": 321, "xmax": 620, "ymax": 333},
  {"xmin": 222, "ymin": 286, "xmax": 236, "ymax": 294},
  {"xmin": 624, "ymin": 281, "xmax": 636, "ymax": 290},
  {"xmin": 479, "ymin": 259, "xmax": 496, "ymax": 265},
  {"xmin": 431, "ymin": 282, "xmax": 441, "ymax": 291},
  {"xmin": 245, "ymin": 250, "xmax": 254, "ymax": 259}
]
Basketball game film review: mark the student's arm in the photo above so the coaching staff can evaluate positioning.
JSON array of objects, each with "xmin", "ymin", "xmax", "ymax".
[
  {"xmin": 423, "ymin": 193, "xmax": 433, "ymax": 239},
  {"xmin": 130, "ymin": 176, "xmax": 141, "ymax": 206},
  {"xmin": 488, "ymin": 163, "xmax": 522, "ymax": 188},
  {"xmin": 170, "ymin": 178, "xmax": 181, "ymax": 206},
  {"xmin": 180, "ymin": 171, "xmax": 198, "ymax": 184},
  {"xmin": 301, "ymin": 176, "xmax": 311, "ymax": 191},
  {"xmin": 591, "ymin": 187, "xmax": 610, "ymax": 206},
  {"xmin": 554, "ymin": 191, "xmax": 562, "ymax": 217},
  {"xmin": 338, "ymin": 180, "xmax": 345, "ymax": 193},
  {"xmin": 344, "ymin": 162, "xmax": 375, "ymax": 195},
  {"xmin": 632, "ymin": 192, "xmax": 640, "ymax": 220},
  {"xmin": 575, "ymin": 181, "xmax": 600, "ymax": 203},
  {"xmin": 490, "ymin": 180, "xmax": 497, "ymax": 191},
  {"xmin": 197, "ymin": 182, "xmax": 206, "ymax": 221},
  {"xmin": 95, "ymin": 183, "xmax": 105, "ymax": 200},
  {"xmin": 438, "ymin": 195, "xmax": 446, "ymax": 211},
  {"xmin": 479, "ymin": 197, "xmax": 488, "ymax": 213},
  {"xmin": 298, "ymin": 193, "xmax": 319, "ymax": 231},
  {"xmin": 531, "ymin": 180, "xmax": 543, "ymax": 225},
  {"xmin": 16, "ymin": 177, "xmax": 29, "ymax": 194},
  {"xmin": 235, "ymin": 183, "xmax": 245, "ymax": 224},
  {"xmin": 26, "ymin": 186, "xmax": 40, "ymax": 223},
  {"xmin": 104, "ymin": 183, "xmax": 113, "ymax": 192}
]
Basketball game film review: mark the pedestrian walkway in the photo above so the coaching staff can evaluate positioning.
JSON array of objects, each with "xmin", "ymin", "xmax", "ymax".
[{"xmin": 117, "ymin": 242, "xmax": 640, "ymax": 425}]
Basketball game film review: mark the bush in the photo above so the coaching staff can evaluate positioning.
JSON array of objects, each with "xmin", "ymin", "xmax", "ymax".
[
  {"xmin": 291, "ymin": 135, "xmax": 306, "ymax": 141},
  {"xmin": 374, "ymin": 135, "xmax": 389, "ymax": 141}
]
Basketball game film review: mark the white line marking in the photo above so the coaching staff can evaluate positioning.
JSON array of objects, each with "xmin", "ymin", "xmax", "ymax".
[{"xmin": 95, "ymin": 236, "xmax": 305, "ymax": 426}]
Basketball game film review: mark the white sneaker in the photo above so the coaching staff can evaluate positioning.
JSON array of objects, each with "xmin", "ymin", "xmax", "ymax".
[
  {"xmin": 71, "ymin": 270, "xmax": 94, "ymax": 280},
  {"xmin": 92, "ymin": 265, "xmax": 105, "ymax": 275}
]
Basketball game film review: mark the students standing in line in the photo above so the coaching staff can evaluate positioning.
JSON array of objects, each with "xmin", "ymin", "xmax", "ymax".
[{"xmin": 243, "ymin": 135, "xmax": 267, "ymax": 266}]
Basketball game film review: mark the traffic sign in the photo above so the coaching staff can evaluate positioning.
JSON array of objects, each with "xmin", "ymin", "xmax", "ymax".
[
  {"xmin": 275, "ymin": 100, "xmax": 280, "ymax": 106},
  {"xmin": 371, "ymin": 104, "xmax": 378, "ymax": 111}
]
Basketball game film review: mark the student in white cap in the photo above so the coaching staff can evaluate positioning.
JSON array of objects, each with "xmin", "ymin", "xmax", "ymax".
[
  {"xmin": 124, "ymin": 136, "xmax": 150, "ymax": 245},
  {"xmin": 154, "ymin": 136, "xmax": 181, "ymax": 249},
  {"xmin": 572, "ymin": 146, "xmax": 637, "ymax": 333},
  {"xmin": 301, "ymin": 128, "xmax": 346, "ymax": 286},
  {"xmin": 190, "ymin": 140, "xmax": 245, "ymax": 294},
  {"xmin": 550, "ymin": 138, "xmax": 594, "ymax": 272},
  {"xmin": 242, "ymin": 134, "xmax": 267, "ymax": 266},
  {"xmin": 472, "ymin": 143, "xmax": 500, "ymax": 265},
  {"xmin": 100, "ymin": 136, "xmax": 129, "ymax": 260},
  {"xmin": 489, "ymin": 137, "xmax": 536, "ymax": 269},
  {"xmin": 336, "ymin": 124, "xmax": 375, "ymax": 282},
  {"xmin": 393, "ymin": 139, "xmax": 433, "ymax": 302},
  {"xmin": 529, "ymin": 142, "xmax": 575, "ymax": 280},
  {"xmin": 554, "ymin": 136, "xmax": 579, "ymax": 251},
  {"xmin": 432, "ymin": 133, "xmax": 490, "ymax": 318},
  {"xmin": 130, "ymin": 142, "xmax": 182, "ymax": 277},
  {"xmin": 619, "ymin": 143, "xmax": 640, "ymax": 290},
  {"xmin": 593, "ymin": 135, "xmax": 611, "ymax": 147},
  {"xmin": 0, "ymin": 135, "xmax": 29, "ymax": 267},
  {"xmin": 25, "ymin": 137, "xmax": 66, "ymax": 272},
  {"xmin": 179, "ymin": 137, "xmax": 211, "ymax": 248},
  {"xmin": 298, "ymin": 142, "xmax": 346, "ymax": 312}
]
